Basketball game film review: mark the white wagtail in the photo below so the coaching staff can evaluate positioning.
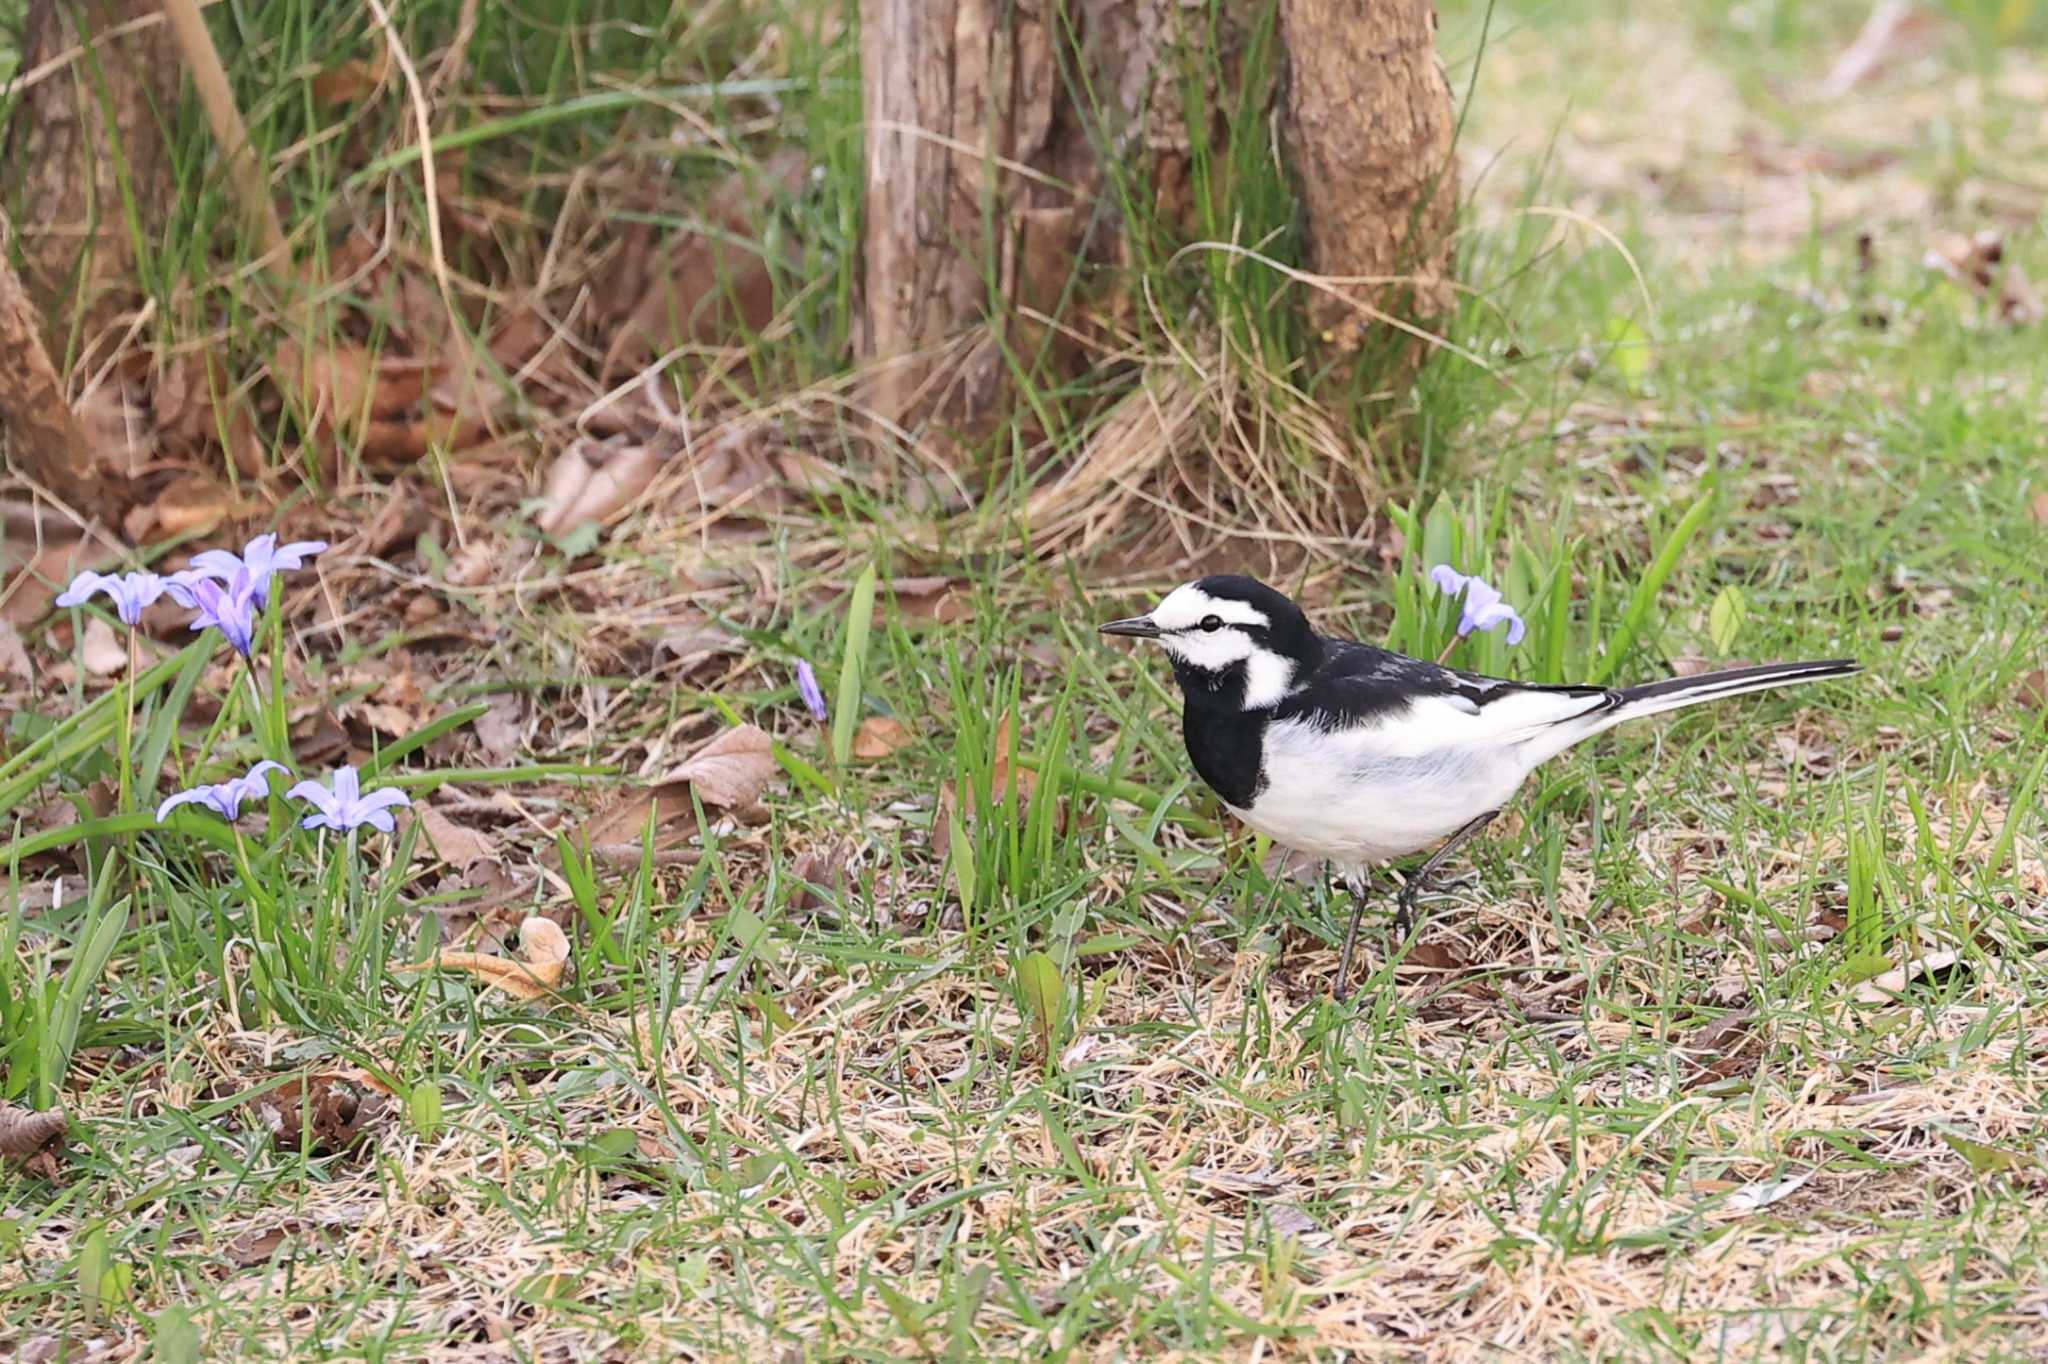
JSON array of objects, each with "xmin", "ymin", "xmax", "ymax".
[{"xmin": 1100, "ymin": 575, "xmax": 1859, "ymax": 997}]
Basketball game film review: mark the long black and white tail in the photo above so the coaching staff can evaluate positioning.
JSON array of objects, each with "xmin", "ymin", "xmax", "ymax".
[{"xmin": 1521, "ymin": 659, "xmax": 1860, "ymax": 765}]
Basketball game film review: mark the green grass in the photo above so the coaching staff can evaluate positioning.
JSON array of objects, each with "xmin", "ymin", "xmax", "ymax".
[{"xmin": 6, "ymin": 0, "xmax": 2048, "ymax": 1359}]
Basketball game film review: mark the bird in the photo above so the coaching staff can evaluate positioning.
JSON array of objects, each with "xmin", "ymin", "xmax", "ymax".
[{"xmin": 1100, "ymin": 574, "xmax": 1859, "ymax": 998}]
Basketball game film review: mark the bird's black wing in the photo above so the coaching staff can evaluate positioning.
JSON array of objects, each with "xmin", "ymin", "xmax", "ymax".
[{"xmin": 1278, "ymin": 639, "xmax": 1617, "ymax": 733}]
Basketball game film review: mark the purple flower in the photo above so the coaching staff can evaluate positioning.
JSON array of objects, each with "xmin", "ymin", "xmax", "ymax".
[
  {"xmin": 177, "ymin": 533, "xmax": 327, "ymax": 607},
  {"xmin": 183, "ymin": 567, "xmax": 262, "ymax": 658},
  {"xmin": 1429, "ymin": 564, "xmax": 1526, "ymax": 645},
  {"xmin": 156, "ymin": 760, "xmax": 289, "ymax": 823},
  {"xmin": 796, "ymin": 660, "xmax": 828, "ymax": 724},
  {"xmin": 54, "ymin": 570, "xmax": 168, "ymax": 626},
  {"xmin": 288, "ymin": 765, "xmax": 411, "ymax": 835}
]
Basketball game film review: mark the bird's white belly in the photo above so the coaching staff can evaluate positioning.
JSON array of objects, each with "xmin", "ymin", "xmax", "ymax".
[{"xmin": 1230, "ymin": 718, "xmax": 1530, "ymax": 865}]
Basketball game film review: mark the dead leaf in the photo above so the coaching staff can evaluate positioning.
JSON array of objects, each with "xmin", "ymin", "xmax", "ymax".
[
  {"xmin": 153, "ymin": 473, "xmax": 244, "ymax": 539},
  {"xmin": 473, "ymin": 695, "xmax": 524, "ymax": 765},
  {"xmin": 1924, "ymin": 231, "xmax": 2045, "ymax": 327},
  {"xmin": 244, "ymin": 1075, "xmax": 379, "ymax": 1155},
  {"xmin": 0, "ymin": 1103, "xmax": 67, "ymax": 1177},
  {"xmin": 1855, "ymin": 950, "xmax": 1967, "ymax": 1004},
  {"xmin": 227, "ymin": 1225, "xmax": 297, "ymax": 1267},
  {"xmin": 409, "ymin": 805, "xmax": 497, "ymax": 870},
  {"xmin": 790, "ymin": 842, "xmax": 852, "ymax": 912},
  {"xmin": 535, "ymin": 439, "xmax": 662, "ymax": 536},
  {"xmin": 889, "ymin": 575, "xmax": 970, "ymax": 624},
  {"xmin": 2031, "ymin": 491, "xmax": 2048, "ymax": 527},
  {"xmin": 2018, "ymin": 670, "xmax": 2047, "ymax": 711},
  {"xmin": 355, "ymin": 409, "xmax": 492, "ymax": 465},
  {"xmin": 933, "ymin": 717, "xmax": 1048, "ymax": 858},
  {"xmin": 445, "ymin": 542, "xmax": 498, "ymax": 588},
  {"xmin": 397, "ymin": 915, "xmax": 569, "ymax": 1001},
  {"xmin": 1401, "ymin": 941, "xmax": 1469, "ymax": 971},
  {"xmin": 578, "ymin": 783, "xmax": 702, "ymax": 853},
  {"xmin": 80, "ymin": 618, "xmax": 127, "ymax": 677},
  {"xmin": 427, "ymin": 306, "xmax": 568, "ymax": 433},
  {"xmin": 347, "ymin": 478, "xmax": 433, "ymax": 560},
  {"xmin": 359, "ymin": 703, "xmax": 418, "ymax": 739},
  {"xmin": 1773, "ymin": 733, "xmax": 1836, "ymax": 775},
  {"xmin": 277, "ymin": 342, "xmax": 425, "ymax": 422},
  {"xmin": 661, "ymin": 723, "xmax": 780, "ymax": 810},
  {"xmin": 851, "ymin": 716, "xmax": 913, "ymax": 761},
  {"xmin": 0, "ymin": 620, "xmax": 31, "ymax": 683},
  {"xmin": 311, "ymin": 52, "xmax": 389, "ymax": 105},
  {"xmin": 988, "ymin": 716, "xmax": 1038, "ymax": 807},
  {"xmin": 1, "ymin": 503, "xmax": 120, "ymax": 626},
  {"xmin": 598, "ymin": 152, "xmax": 807, "ymax": 378},
  {"xmin": 290, "ymin": 707, "xmax": 350, "ymax": 769},
  {"xmin": 576, "ymin": 725, "xmax": 780, "ymax": 859},
  {"xmin": 73, "ymin": 376, "xmax": 154, "ymax": 478}
]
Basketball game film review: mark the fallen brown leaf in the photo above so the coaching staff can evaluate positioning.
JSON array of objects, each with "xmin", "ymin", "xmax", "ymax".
[
  {"xmin": 661, "ymin": 723, "xmax": 780, "ymax": 810},
  {"xmin": 355, "ymin": 409, "xmax": 492, "ymax": 465},
  {"xmin": 577, "ymin": 782, "xmax": 702, "ymax": 854},
  {"xmin": 409, "ymin": 805, "xmax": 497, "ymax": 870},
  {"xmin": 598, "ymin": 152, "xmax": 807, "ymax": 378},
  {"xmin": 933, "ymin": 717, "xmax": 1049, "ymax": 858},
  {"xmin": 2032, "ymin": 490, "xmax": 2048, "ymax": 527},
  {"xmin": 1925, "ymin": 231, "xmax": 2045, "ymax": 327},
  {"xmin": 2, "ymin": 524, "xmax": 119, "ymax": 628},
  {"xmin": 2017, "ymin": 670, "xmax": 2046, "ymax": 711},
  {"xmin": 311, "ymin": 52, "xmax": 389, "ymax": 105},
  {"xmin": 72, "ymin": 375, "xmax": 154, "ymax": 479},
  {"xmin": 1402, "ymin": 941, "xmax": 1469, "ymax": 971},
  {"xmin": 244, "ymin": 1075, "xmax": 379, "ymax": 1155},
  {"xmin": 473, "ymin": 695, "xmax": 524, "ymax": 764},
  {"xmin": 151, "ymin": 473, "xmax": 246, "ymax": 540},
  {"xmin": 0, "ymin": 620, "xmax": 31, "ymax": 683},
  {"xmin": 535, "ymin": 438, "xmax": 662, "ymax": 535},
  {"xmin": 791, "ymin": 842, "xmax": 852, "ymax": 912},
  {"xmin": 890, "ymin": 575, "xmax": 971, "ymax": 624},
  {"xmin": 396, "ymin": 916, "xmax": 569, "ymax": 1002},
  {"xmin": 290, "ymin": 707, "xmax": 350, "ymax": 769},
  {"xmin": 278, "ymin": 342, "xmax": 425, "ymax": 422},
  {"xmin": 80, "ymin": 618, "xmax": 127, "ymax": 677},
  {"xmin": 1854, "ymin": 949, "xmax": 1967, "ymax": 1004},
  {"xmin": 988, "ymin": 716, "xmax": 1038, "ymax": 806},
  {"xmin": 226, "ymin": 1225, "xmax": 297, "ymax": 1267},
  {"xmin": 0, "ymin": 1103, "xmax": 67, "ymax": 1177},
  {"xmin": 851, "ymin": 716, "xmax": 913, "ymax": 761}
]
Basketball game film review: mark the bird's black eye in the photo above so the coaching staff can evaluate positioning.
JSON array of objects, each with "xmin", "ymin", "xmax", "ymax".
[{"xmin": 1199, "ymin": 615, "xmax": 1223, "ymax": 633}]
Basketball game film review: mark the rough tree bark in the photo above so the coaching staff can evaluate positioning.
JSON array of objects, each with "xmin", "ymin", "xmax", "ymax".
[
  {"xmin": 3, "ymin": 0, "xmax": 180, "ymax": 363},
  {"xmin": 1279, "ymin": 0, "xmax": 1459, "ymax": 349},
  {"xmin": 0, "ymin": 245, "xmax": 103, "ymax": 507},
  {"xmin": 858, "ymin": 0, "xmax": 1459, "ymax": 437},
  {"xmin": 858, "ymin": 0, "xmax": 1136, "ymax": 440}
]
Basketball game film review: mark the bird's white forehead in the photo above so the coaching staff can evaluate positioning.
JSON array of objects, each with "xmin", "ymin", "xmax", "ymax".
[{"xmin": 1151, "ymin": 584, "xmax": 1269, "ymax": 631}]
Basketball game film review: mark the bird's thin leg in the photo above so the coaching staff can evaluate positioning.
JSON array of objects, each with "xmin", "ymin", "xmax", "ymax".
[
  {"xmin": 1333, "ymin": 867, "xmax": 1371, "ymax": 1001},
  {"xmin": 1393, "ymin": 809, "xmax": 1501, "ymax": 937}
]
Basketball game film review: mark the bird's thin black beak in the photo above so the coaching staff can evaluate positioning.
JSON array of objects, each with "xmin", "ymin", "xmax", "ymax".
[{"xmin": 1099, "ymin": 616, "xmax": 1162, "ymax": 639}]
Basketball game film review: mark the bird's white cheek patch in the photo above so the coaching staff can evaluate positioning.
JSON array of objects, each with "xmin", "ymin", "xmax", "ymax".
[{"xmin": 1241, "ymin": 647, "xmax": 1296, "ymax": 709}]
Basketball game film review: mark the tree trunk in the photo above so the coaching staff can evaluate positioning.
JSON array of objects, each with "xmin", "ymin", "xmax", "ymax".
[
  {"xmin": 3, "ymin": 0, "xmax": 180, "ymax": 367},
  {"xmin": 1279, "ymin": 0, "xmax": 1459, "ymax": 349},
  {"xmin": 857, "ymin": 0, "xmax": 1137, "ymax": 443},
  {"xmin": 0, "ymin": 247, "xmax": 103, "ymax": 508},
  {"xmin": 857, "ymin": 0, "xmax": 1459, "ymax": 436}
]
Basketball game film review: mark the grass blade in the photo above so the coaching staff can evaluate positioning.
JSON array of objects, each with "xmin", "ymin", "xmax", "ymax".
[{"xmin": 830, "ymin": 564, "xmax": 879, "ymax": 766}]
